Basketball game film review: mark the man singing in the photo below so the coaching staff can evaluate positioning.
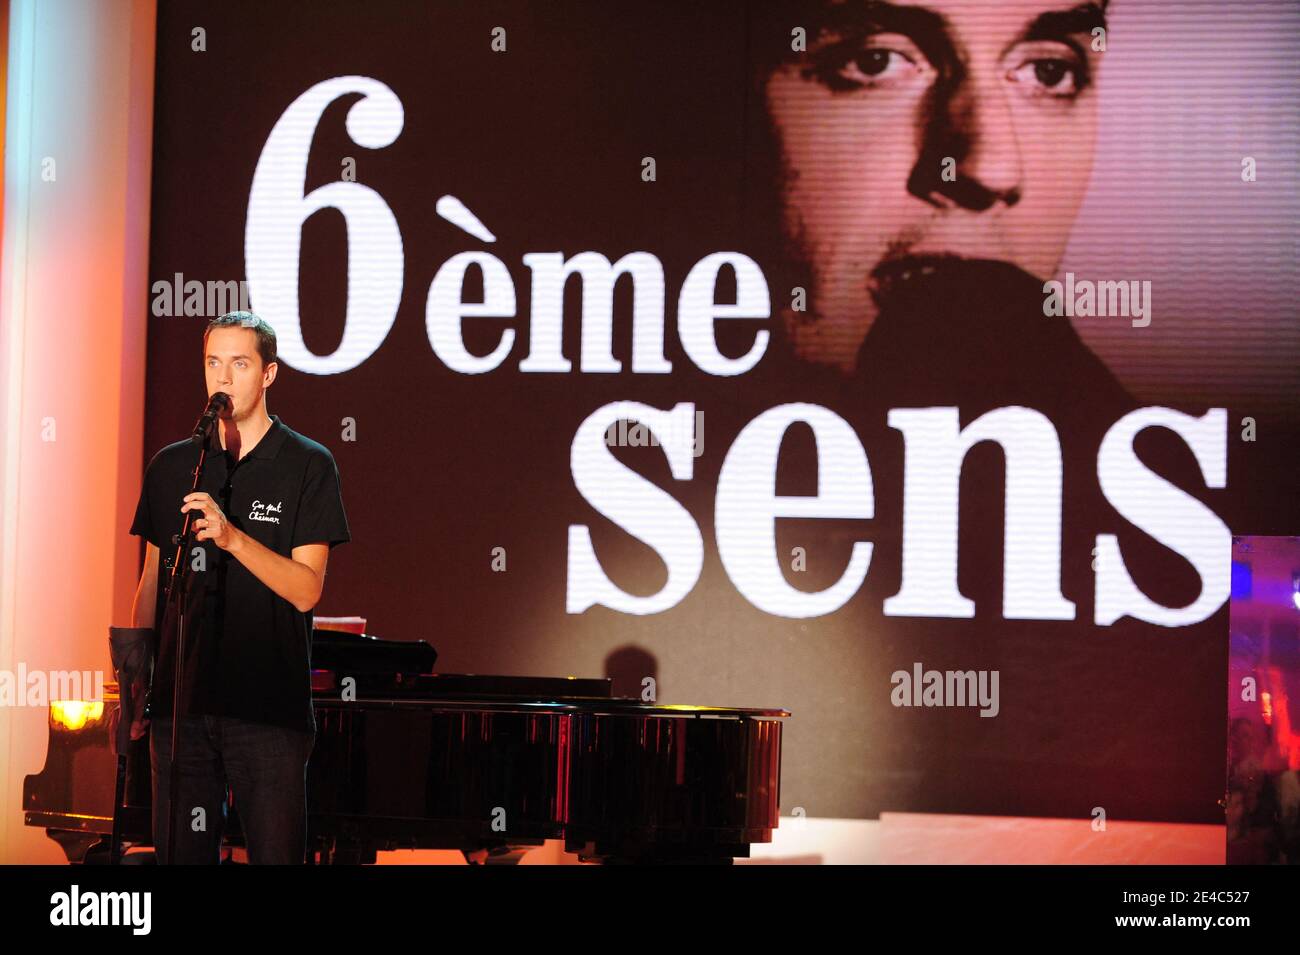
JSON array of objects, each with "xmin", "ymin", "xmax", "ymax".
[
  {"xmin": 747, "ymin": 0, "xmax": 1116, "ymax": 390},
  {"xmin": 129, "ymin": 311, "xmax": 350, "ymax": 864}
]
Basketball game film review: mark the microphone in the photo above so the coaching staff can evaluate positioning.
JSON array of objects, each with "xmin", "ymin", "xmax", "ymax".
[{"xmin": 191, "ymin": 392, "xmax": 231, "ymax": 445}]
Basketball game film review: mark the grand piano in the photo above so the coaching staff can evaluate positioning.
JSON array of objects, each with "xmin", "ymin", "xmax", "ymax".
[{"xmin": 23, "ymin": 629, "xmax": 788, "ymax": 864}]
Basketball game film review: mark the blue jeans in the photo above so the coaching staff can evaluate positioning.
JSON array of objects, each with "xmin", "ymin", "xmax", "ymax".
[{"xmin": 150, "ymin": 715, "xmax": 315, "ymax": 864}]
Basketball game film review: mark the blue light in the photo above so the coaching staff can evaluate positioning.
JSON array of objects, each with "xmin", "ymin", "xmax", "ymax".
[{"xmin": 1230, "ymin": 560, "xmax": 1252, "ymax": 600}]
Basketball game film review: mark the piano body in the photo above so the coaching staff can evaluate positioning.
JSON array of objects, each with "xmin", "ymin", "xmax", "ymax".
[{"xmin": 23, "ymin": 630, "xmax": 788, "ymax": 864}]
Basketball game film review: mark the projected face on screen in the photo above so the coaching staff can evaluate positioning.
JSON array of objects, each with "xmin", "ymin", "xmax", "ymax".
[{"xmin": 761, "ymin": 0, "xmax": 1106, "ymax": 373}]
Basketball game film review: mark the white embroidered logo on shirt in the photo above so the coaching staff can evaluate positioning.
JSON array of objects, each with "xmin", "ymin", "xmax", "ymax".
[{"xmin": 249, "ymin": 500, "xmax": 283, "ymax": 524}]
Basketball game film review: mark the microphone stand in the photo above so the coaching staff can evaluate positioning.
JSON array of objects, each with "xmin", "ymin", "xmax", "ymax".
[{"xmin": 144, "ymin": 396, "xmax": 226, "ymax": 865}]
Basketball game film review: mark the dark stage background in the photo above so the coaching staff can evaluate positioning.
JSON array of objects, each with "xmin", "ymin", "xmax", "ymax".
[{"xmin": 142, "ymin": 0, "xmax": 1300, "ymax": 821}]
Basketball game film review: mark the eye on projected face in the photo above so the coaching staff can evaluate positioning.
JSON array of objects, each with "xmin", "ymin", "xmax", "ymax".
[{"xmin": 762, "ymin": 0, "xmax": 1106, "ymax": 371}]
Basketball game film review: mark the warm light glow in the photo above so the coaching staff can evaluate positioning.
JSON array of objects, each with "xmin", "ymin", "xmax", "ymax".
[{"xmin": 50, "ymin": 701, "xmax": 105, "ymax": 731}]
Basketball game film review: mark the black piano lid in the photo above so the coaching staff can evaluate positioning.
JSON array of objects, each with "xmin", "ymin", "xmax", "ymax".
[{"xmin": 312, "ymin": 694, "xmax": 790, "ymax": 718}]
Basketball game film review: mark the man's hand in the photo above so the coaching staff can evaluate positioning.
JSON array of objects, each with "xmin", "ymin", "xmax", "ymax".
[
  {"xmin": 182, "ymin": 491, "xmax": 242, "ymax": 552},
  {"xmin": 180, "ymin": 493, "xmax": 328, "ymax": 612}
]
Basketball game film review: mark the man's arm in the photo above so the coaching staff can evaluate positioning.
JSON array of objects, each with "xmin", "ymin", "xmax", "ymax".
[
  {"xmin": 226, "ymin": 534, "xmax": 329, "ymax": 613},
  {"xmin": 182, "ymin": 491, "xmax": 334, "ymax": 613},
  {"xmin": 128, "ymin": 542, "xmax": 159, "ymax": 739},
  {"xmin": 131, "ymin": 542, "xmax": 160, "ymax": 628}
]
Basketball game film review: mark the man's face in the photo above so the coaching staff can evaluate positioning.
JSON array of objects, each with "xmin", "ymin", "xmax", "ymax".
[
  {"xmin": 763, "ymin": 0, "xmax": 1105, "ymax": 372},
  {"xmin": 203, "ymin": 326, "xmax": 275, "ymax": 420}
]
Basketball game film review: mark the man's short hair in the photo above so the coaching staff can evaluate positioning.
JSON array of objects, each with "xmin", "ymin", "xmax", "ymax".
[{"xmin": 204, "ymin": 311, "xmax": 277, "ymax": 368}]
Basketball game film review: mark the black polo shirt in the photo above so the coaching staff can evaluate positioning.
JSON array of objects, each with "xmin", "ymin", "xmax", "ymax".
[{"xmin": 130, "ymin": 414, "xmax": 350, "ymax": 734}]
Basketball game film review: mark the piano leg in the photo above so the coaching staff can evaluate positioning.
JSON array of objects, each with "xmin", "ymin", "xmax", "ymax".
[
  {"xmin": 462, "ymin": 845, "xmax": 534, "ymax": 865},
  {"xmin": 308, "ymin": 837, "xmax": 376, "ymax": 865},
  {"xmin": 48, "ymin": 830, "xmax": 109, "ymax": 865}
]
